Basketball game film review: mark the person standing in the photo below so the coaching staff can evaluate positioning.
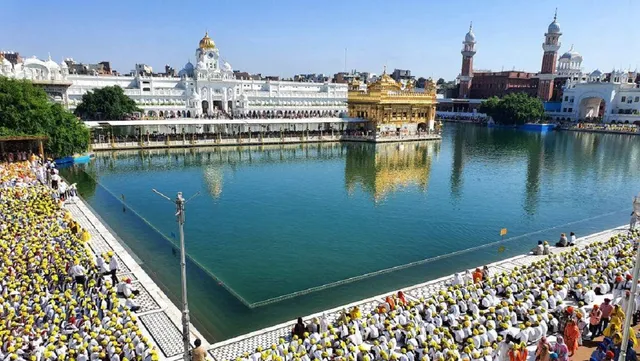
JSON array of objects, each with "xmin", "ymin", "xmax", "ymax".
[
  {"xmin": 109, "ymin": 254, "xmax": 119, "ymax": 285},
  {"xmin": 589, "ymin": 305, "xmax": 602, "ymax": 339},
  {"xmin": 69, "ymin": 261, "xmax": 87, "ymax": 286},
  {"xmin": 599, "ymin": 298, "xmax": 613, "ymax": 336}
]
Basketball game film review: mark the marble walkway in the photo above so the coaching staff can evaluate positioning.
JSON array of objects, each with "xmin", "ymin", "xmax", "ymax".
[{"xmin": 65, "ymin": 198, "xmax": 210, "ymax": 361}]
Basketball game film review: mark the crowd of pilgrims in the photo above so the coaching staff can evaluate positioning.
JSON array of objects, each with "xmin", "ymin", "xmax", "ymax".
[
  {"xmin": 0, "ymin": 160, "xmax": 159, "ymax": 361},
  {"xmin": 242, "ymin": 232, "xmax": 640, "ymax": 361}
]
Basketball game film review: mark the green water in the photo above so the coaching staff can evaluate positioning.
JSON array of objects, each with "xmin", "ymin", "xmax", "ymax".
[{"xmin": 60, "ymin": 124, "xmax": 640, "ymax": 342}]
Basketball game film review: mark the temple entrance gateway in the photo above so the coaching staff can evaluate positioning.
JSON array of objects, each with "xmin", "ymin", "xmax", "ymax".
[
  {"xmin": 578, "ymin": 97, "xmax": 605, "ymax": 120},
  {"xmin": 201, "ymin": 100, "xmax": 210, "ymax": 115}
]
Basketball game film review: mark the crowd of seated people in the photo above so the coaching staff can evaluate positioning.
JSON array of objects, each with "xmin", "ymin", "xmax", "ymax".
[
  {"xmin": 229, "ymin": 230, "xmax": 639, "ymax": 361},
  {"xmin": 0, "ymin": 160, "xmax": 159, "ymax": 361}
]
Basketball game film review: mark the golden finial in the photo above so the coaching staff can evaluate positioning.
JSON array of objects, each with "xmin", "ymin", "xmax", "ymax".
[
  {"xmin": 469, "ymin": 21, "xmax": 473, "ymax": 31},
  {"xmin": 553, "ymin": 8, "xmax": 557, "ymax": 21},
  {"xmin": 383, "ymin": 65, "xmax": 387, "ymax": 74}
]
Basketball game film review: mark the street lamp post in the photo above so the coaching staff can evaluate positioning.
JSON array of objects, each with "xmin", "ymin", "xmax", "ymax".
[
  {"xmin": 152, "ymin": 189, "xmax": 199, "ymax": 361},
  {"xmin": 618, "ymin": 234, "xmax": 640, "ymax": 361},
  {"xmin": 619, "ymin": 194, "xmax": 640, "ymax": 361}
]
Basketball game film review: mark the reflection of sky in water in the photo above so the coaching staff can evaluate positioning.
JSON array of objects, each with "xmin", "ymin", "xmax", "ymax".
[{"xmin": 63, "ymin": 124, "xmax": 640, "ymax": 340}]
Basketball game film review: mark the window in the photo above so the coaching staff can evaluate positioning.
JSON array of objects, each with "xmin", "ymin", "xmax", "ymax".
[
  {"xmin": 568, "ymin": 108, "xmax": 572, "ymax": 113},
  {"xmin": 562, "ymin": 108, "xmax": 566, "ymax": 112},
  {"xmin": 564, "ymin": 96, "xmax": 569, "ymax": 101},
  {"xmin": 635, "ymin": 97, "xmax": 640, "ymax": 102},
  {"xmin": 621, "ymin": 96, "xmax": 626, "ymax": 102},
  {"xmin": 142, "ymin": 87, "xmax": 151, "ymax": 92},
  {"xmin": 629, "ymin": 99, "xmax": 633, "ymax": 104}
]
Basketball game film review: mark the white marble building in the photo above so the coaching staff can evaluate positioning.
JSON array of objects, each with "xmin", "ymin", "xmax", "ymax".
[
  {"xmin": 0, "ymin": 32, "xmax": 348, "ymax": 119},
  {"xmin": 555, "ymin": 69, "xmax": 640, "ymax": 123}
]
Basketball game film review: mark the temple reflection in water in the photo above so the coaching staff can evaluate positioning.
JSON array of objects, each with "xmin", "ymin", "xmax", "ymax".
[{"xmin": 345, "ymin": 142, "xmax": 437, "ymax": 202}]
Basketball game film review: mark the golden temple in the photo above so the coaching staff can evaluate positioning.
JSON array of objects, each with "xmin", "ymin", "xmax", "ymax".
[{"xmin": 347, "ymin": 67, "xmax": 438, "ymax": 137}]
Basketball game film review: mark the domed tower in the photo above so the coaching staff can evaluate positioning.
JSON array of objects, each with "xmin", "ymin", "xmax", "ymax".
[
  {"xmin": 537, "ymin": 9, "xmax": 562, "ymax": 101},
  {"xmin": 458, "ymin": 22, "xmax": 476, "ymax": 99},
  {"xmin": 195, "ymin": 31, "xmax": 219, "ymax": 73}
]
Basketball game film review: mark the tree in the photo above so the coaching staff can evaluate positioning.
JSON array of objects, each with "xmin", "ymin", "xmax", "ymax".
[
  {"xmin": 436, "ymin": 78, "xmax": 445, "ymax": 85},
  {"xmin": 479, "ymin": 93, "xmax": 544, "ymax": 125},
  {"xmin": 0, "ymin": 77, "xmax": 90, "ymax": 157},
  {"xmin": 74, "ymin": 85, "xmax": 140, "ymax": 120}
]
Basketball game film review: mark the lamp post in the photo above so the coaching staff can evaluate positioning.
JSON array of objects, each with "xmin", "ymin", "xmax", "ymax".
[
  {"xmin": 619, "ymin": 194, "xmax": 640, "ymax": 361},
  {"xmin": 152, "ymin": 189, "xmax": 199, "ymax": 361}
]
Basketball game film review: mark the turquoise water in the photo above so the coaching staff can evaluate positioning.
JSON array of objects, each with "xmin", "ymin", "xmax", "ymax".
[{"xmin": 61, "ymin": 124, "xmax": 640, "ymax": 341}]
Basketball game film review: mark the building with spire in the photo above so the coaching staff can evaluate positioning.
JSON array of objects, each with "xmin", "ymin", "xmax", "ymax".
[
  {"xmin": 536, "ymin": 9, "xmax": 562, "ymax": 101},
  {"xmin": 458, "ymin": 23, "xmax": 476, "ymax": 99}
]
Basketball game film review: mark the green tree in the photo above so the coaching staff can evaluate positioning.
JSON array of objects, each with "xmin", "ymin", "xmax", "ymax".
[
  {"xmin": 0, "ymin": 77, "xmax": 90, "ymax": 157},
  {"xmin": 74, "ymin": 85, "xmax": 140, "ymax": 120},
  {"xmin": 436, "ymin": 78, "xmax": 445, "ymax": 85},
  {"xmin": 479, "ymin": 93, "xmax": 544, "ymax": 125}
]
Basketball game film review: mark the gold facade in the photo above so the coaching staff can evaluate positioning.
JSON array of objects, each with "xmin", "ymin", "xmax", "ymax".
[{"xmin": 347, "ymin": 69, "xmax": 437, "ymax": 131}]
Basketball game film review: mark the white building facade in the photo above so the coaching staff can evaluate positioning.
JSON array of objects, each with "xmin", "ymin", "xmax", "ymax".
[
  {"xmin": 0, "ymin": 32, "xmax": 348, "ymax": 119},
  {"xmin": 556, "ymin": 69, "xmax": 640, "ymax": 123}
]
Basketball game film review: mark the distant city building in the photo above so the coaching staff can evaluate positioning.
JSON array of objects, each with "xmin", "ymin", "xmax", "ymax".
[
  {"xmin": 135, "ymin": 63, "xmax": 153, "ymax": 76},
  {"xmin": 162, "ymin": 65, "xmax": 176, "ymax": 77},
  {"xmin": 293, "ymin": 73, "xmax": 329, "ymax": 83},
  {"xmin": 333, "ymin": 70, "xmax": 375, "ymax": 84},
  {"xmin": 0, "ymin": 51, "xmax": 22, "ymax": 65},
  {"xmin": 390, "ymin": 69, "xmax": 414, "ymax": 84},
  {"xmin": 64, "ymin": 58, "xmax": 113, "ymax": 75}
]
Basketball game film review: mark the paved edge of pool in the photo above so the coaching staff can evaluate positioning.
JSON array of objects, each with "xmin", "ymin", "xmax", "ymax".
[
  {"xmin": 206, "ymin": 225, "xmax": 628, "ymax": 361},
  {"xmin": 65, "ymin": 197, "xmax": 211, "ymax": 361}
]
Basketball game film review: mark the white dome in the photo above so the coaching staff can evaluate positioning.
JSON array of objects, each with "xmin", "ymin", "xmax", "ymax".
[
  {"xmin": 559, "ymin": 46, "xmax": 582, "ymax": 62},
  {"xmin": 23, "ymin": 56, "xmax": 46, "ymax": 67},
  {"xmin": 548, "ymin": 21, "xmax": 560, "ymax": 34},
  {"xmin": 465, "ymin": 30, "xmax": 475, "ymax": 43},
  {"xmin": 60, "ymin": 61, "xmax": 68, "ymax": 69},
  {"xmin": 590, "ymin": 69, "xmax": 602, "ymax": 77},
  {"xmin": 183, "ymin": 61, "xmax": 194, "ymax": 71}
]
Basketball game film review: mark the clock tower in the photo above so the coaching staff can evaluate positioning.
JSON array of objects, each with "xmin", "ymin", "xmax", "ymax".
[{"xmin": 195, "ymin": 31, "xmax": 219, "ymax": 71}]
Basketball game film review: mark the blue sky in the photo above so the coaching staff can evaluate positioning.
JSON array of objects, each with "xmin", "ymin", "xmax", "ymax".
[{"xmin": 3, "ymin": 0, "xmax": 638, "ymax": 80}]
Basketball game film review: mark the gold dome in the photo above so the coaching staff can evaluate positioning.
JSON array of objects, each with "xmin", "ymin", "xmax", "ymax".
[
  {"xmin": 199, "ymin": 31, "xmax": 216, "ymax": 50},
  {"xmin": 368, "ymin": 68, "xmax": 401, "ymax": 92}
]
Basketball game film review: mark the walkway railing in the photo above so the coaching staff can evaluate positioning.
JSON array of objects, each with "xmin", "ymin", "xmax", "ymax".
[{"xmin": 90, "ymin": 133, "xmax": 442, "ymax": 150}]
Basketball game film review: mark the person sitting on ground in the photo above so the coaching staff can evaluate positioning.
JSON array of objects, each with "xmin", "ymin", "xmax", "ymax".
[
  {"xmin": 532, "ymin": 241, "xmax": 544, "ymax": 255},
  {"xmin": 292, "ymin": 317, "xmax": 306, "ymax": 339},
  {"xmin": 543, "ymin": 241, "xmax": 551, "ymax": 255},
  {"xmin": 556, "ymin": 233, "xmax": 569, "ymax": 247},
  {"xmin": 569, "ymin": 232, "xmax": 577, "ymax": 246},
  {"xmin": 116, "ymin": 278, "xmax": 140, "ymax": 298},
  {"xmin": 472, "ymin": 268, "xmax": 483, "ymax": 284}
]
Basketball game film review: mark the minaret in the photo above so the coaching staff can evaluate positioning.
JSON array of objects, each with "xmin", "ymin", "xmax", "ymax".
[
  {"xmin": 459, "ymin": 22, "xmax": 476, "ymax": 99},
  {"xmin": 537, "ymin": 9, "xmax": 562, "ymax": 101}
]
